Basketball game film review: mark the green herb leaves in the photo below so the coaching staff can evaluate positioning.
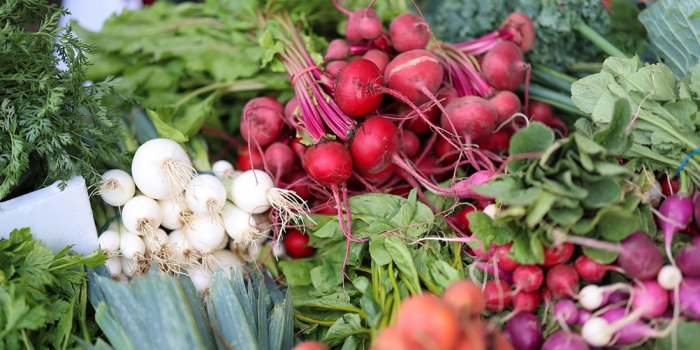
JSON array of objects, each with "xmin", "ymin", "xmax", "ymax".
[
  {"xmin": 471, "ymin": 119, "xmax": 651, "ymax": 263},
  {"xmin": 0, "ymin": 228, "xmax": 106, "ymax": 350}
]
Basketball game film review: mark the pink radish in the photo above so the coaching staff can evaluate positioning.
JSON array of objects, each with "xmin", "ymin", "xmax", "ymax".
[
  {"xmin": 334, "ymin": 59, "xmax": 384, "ymax": 117},
  {"xmin": 440, "ymin": 96, "xmax": 497, "ymax": 143},
  {"xmin": 481, "ymin": 41, "xmax": 528, "ymax": 92},
  {"xmin": 389, "ymin": 13, "xmax": 430, "ymax": 52},
  {"xmin": 546, "ymin": 264, "xmax": 579, "ymax": 298},
  {"xmin": 658, "ymin": 194, "xmax": 694, "ymax": 261}
]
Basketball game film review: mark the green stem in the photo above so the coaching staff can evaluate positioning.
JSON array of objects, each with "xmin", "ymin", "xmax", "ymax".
[
  {"xmin": 526, "ymin": 84, "xmax": 587, "ymax": 117},
  {"xmin": 533, "ymin": 64, "xmax": 578, "ymax": 83},
  {"xmin": 352, "ymin": 266, "xmax": 372, "ymax": 274},
  {"xmin": 574, "ymin": 22, "xmax": 627, "ymax": 58},
  {"xmin": 304, "ymin": 304, "xmax": 367, "ymax": 319},
  {"xmin": 418, "ymin": 273, "xmax": 441, "ymax": 295},
  {"xmin": 294, "ymin": 313, "xmax": 337, "ymax": 326},
  {"xmin": 567, "ymin": 62, "xmax": 604, "ymax": 73},
  {"xmin": 388, "ymin": 263, "xmax": 401, "ymax": 324},
  {"xmin": 399, "ymin": 274, "xmax": 418, "ymax": 295},
  {"xmin": 173, "ymin": 80, "xmax": 267, "ymax": 109}
]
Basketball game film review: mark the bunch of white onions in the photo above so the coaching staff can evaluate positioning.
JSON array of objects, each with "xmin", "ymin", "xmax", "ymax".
[{"xmin": 96, "ymin": 139, "xmax": 303, "ymax": 293}]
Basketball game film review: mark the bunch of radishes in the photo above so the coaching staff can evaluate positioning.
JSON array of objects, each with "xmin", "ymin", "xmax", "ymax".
[
  {"xmin": 96, "ymin": 138, "xmax": 307, "ymax": 293},
  {"xmin": 457, "ymin": 185, "xmax": 700, "ymax": 349}
]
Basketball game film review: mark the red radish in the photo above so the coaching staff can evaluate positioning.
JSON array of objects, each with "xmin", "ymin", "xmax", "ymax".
[
  {"xmin": 389, "ymin": 13, "xmax": 430, "ymax": 52},
  {"xmin": 677, "ymin": 237, "xmax": 700, "ymax": 277},
  {"xmin": 284, "ymin": 230, "xmax": 315, "ymax": 259},
  {"xmin": 452, "ymin": 206, "xmax": 476, "ymax": 233},
  {"xmin": 631, "ymin": 280, "xmax": 669, "ymax": 318},
  {"xmin": 470, "ymin": 241, "xmax": 495, "ymax": 260},
  {"xmin": 441, "ymin": 96, "xmax": 497, "ymax": 143},
  {"xmin": 489, "ymin": 91, "xmax": 522, "ymax": 125},
  {"xmin": 545, "ymin": 264, "xmax": 579, "ymax": 298},
  {"xmin": 284, "ymin": 173, "xmax": 312, "ymax": 201},
  {"xmin": 494, "ymin": 244, "xmax": 519, "ymax": 272},
  {"xmin": 512, "ymin": 290, "xmax": 541, "ymax": 313},
  {"xmin": 292, "ymin": 341, "xmax": 329, "ymax": 350},
  {"xmin": 326, "ymin": 60, "xmax": 347, "ymax": 77},
  {"xmin": 303, "ymin": 142, "xmax": 353, "ymax": 188},
  {"xmin": 542, "ymin": 243, "xmax": 574, "ymax": 268},
  {"xmin": 441, "ymin": 280, "xmax": 486, "ymax": 318},
  {"xmin": 471, "ymin": 261, "xmax": 514, "ymax": 284},
  {"xmin": 343, "ymin": 8, "xmax": 380, "ymax": 42},
  {"xmin": 362, "ymin": 49, "xmax": 389, "ymax": 72},
  {"xmin": 553, "ymin": 299, "xmax": 578, "ymax": 325},
  {"xmin": 435, "ymin": 135, "xmax": 460, "ymax": 164},
  {"xmin": 404, "ymin": 102, "xmax": 440, "ymax": 134},
  {"xmin": 236, "ymin": 146, "xmax": 264, "ymax": 171},
  {"xmin": 527, "ymin": 100, "xmax": 554, "ymax": 121},
  {"xmin": 574, "ymin": 255, "xmax": 609, "ymax": 282},
  {"xmin": 350, "ymin": 117, "xmax": 399, "ymax": 174},
  {"xmin": 482, "ymin": 41, "xmax": 527, "ymax": 92},
  {"xmin": 478, "ymin": 129, "xmax": 512, "ymax": 154},
  {"xmin": 400, "ymin": 130, "xmax": 420, "ymax": 158},
  {"xmin": 483, "ymin": 280, "xmax": 512, "ymax": 312},
  {"xmin": 500, "ymin": 12, "xmax": 536, "ymax": 53},
  {"xmin": 541, "ymin": 331, "xmax": 589, "ymax": 350},
  {"xmin": 361, "ymin": 163, "xmax": 396, "ymax": 185},
  {"xmin": 659, "ymin": 175, "xmax": 679, "ymax": 196},
  {"xmin": 395, "ymin": 294, "xmax": 460, "ymax": 350},
  {"xmin": 384, "ymin": 50, "xmax": 443, "ymax": 105},
  {"xmin": 512, "ymin": 265, "xmax": 544, "ymax": 292},
  {"xmin": 264, "ymin": 143, "xmax": 297, "ymax": 178},
  {"xmin": 658, "ymin": 194, "xmax": 694, "ymax": 261},
  {"xmin": 240, "ymin": 102, "xmax": 285, "ymax": 148},
  {"xmin": 324, "ymin": 39, "xmax": 349, "ymax": 61},
  {"xmin": 503, "ymin": 313, "xmax": 542, "ymax": 350},
  {"xmin": 334, "ymin": 59, "xmax": 384, "ymax": 117}
]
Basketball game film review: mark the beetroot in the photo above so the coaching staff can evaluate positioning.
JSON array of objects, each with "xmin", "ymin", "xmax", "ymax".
[
  {"xmin": 478, "ymin": 129, "xmax": 512, "ymax": 154},
  {"xmin": 243, "ymin": 96, "xmax": 284, "ymax": 115},
  {"xmin": 236, "ymin": 145, "xmax": 264, "ymax": 171},
  {"xmin": 303, "ymin": 142, "xmax": 353, "ymax": 187},
  {"xmin": 240, "ymin": 101, "xmax": 285, "ymax": 148},
  {"xmin": 334, "ymin": 59, "xmax": 384, "ymax": 117},
  {"xmin": 384, "ymin": 50, "xmax": 443, "ymax": 105},
  {"xmin": 489, "ymin": 90, "xmax": 522, "ymax": 124},
  {"xmin": 435, "ymin": 136, "xmax": 460, "ymax": 163},
  {"xmin": 362, "ymin": 49, "xmax": 390, "ymax": 72},
  {"xmin": 481, "ymin": 41, "xmax": 527, "ymax": 92},
  {"xmin": 441, "ymin": 96, "xmax": 497, "ymax": 142},
  {"xmin": 345, "ymin": 9, "xmax": 380, "ymax": 42},
  {"xmin": 389, "ymin": 13, "xmax": 430, "ymax": 52},
  {"xmin": 264, "ymin": 142, "xmax": 297, "ymax": 177},
  {"xmin": 350, "ymin": 117, "xmax": 399, "ymax": 174},
  {"xmin": 400, "ymin": 130, "xmax": 420, "ymax": 158},
  {"xmin": 500, "ymin": 12, "xmax": 536, "ymax": 53},
  {"xmin": 324, "ymin": 39, "xmax": 349, "ymax": 61},
  {"xmin": 358, "ymin": 10, "xmax": 382, "ymax": 40},
  {"xmin": 325, "ymin": 60, "xmax": 347, "ymax": 77},
  {"xmin": 285, "ymin": 97, "xmax": 300, "ymax": 119}
]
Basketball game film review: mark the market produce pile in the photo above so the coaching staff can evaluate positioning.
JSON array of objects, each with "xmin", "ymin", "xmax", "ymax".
[{"xmin": 2, "ymin": 0, "xmax": 700, "ymax": 349}]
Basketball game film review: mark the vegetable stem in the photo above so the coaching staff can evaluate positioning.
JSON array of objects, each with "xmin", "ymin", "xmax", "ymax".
[
  {"xmin": 293, "ymin": 313, "xmax": 337, "ymax": 326},
  {"xmin": 567, "ymin": 62, "xmax": 604, "ymax": 73},
  {"xmin": 525, "ymin": 84, "xmax": 587, "ymax": 117},
  {"xmin": 574, "ymin": 22, "xmax": 627, "ymax": 58},
  {"xmin": 173, "ymin": 80, "xmax": 266, "ymax": 109}
]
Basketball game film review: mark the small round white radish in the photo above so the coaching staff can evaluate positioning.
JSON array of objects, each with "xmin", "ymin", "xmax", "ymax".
[
  {"xmin": 187, "ymin": 215, "xmax": 226, "ymax": 254},
  {"xmin": 100, "ymin": 169, "xmax": 136, "ymax": 206},
  {"xmin": 658, "ymin": 265, "xmax": 683, "ymax": 290},
  {"xmin": 131, "ymin": 138, "xmax": 194, "ymax": 200},
  {"xmin": 212, "ymin": 249, "xmax": 241, "ymax": 271},
  {"xmin": 185, "ymin": 174, "xmax": 227, "ymax": 215},
  {"xmin": 483, "ymin": 204, "xmax": 499, "ymax": 218},
  {"xmin": 212, "ymin": 160, "xmax": 235, "ymax": 177},
  {"xmin": 120, "ymin": 232, "xmax": 146, "ymax": 261},
  {"xmin": 159, "ymin": 198, "xmax": 191, "ymax": 230},
  {"xmin": 230, "ymin": 170, "xmax": 307, "ymax": 228},
  {"xmin": 122, "ymin": 195, "xmax": 162, "ymax": 236},
  {"xmin": 145, "ymin": 228, "xmax": 169, "ymax": 254},
  {"xmin": 267, "ymin": 240, "xmax": 286, "ymax": 258},
  {"xmin": 169, "ymin": 229, "xmax": 197, "ymax": 265},
  {"xmin": 579, "ymin": 285, "xmax": 605, "ymax": 310},
  {"xmin": 187, "ymin": 266, "xmax": 213, "ymax": 294},
  {"xmin": 644, "ymin": 180, "xmax": 663, "ymax": 207},
  {"xmin": 104, "ymin": 256, "xmax": 122, "ymax": 278},
  {"xmin": 121, "ymin": 257, "xmax": 138, "ymax": 278},
  {"xmin": 244, "ymin": 242, "xmax": 263, "ymax": 262},
  {"xmin": 216, "ymin": 233, "xmax": 229, "ymax": 251},
  {"xmin": 98, "ymin": 230, "xmax": 121, "ymax": 257},
  {"xmin": 581, "ymin": 317, "xmax": 612, "ymax": 347},
  {"xmin": 222, "ymin": 203, "xmax": 261, "ymax": 245}
]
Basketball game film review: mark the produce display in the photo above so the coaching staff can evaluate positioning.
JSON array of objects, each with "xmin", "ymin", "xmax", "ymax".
[{"xmin": 2, "ymin": 0, "xmax": 700, "ymax": 349}]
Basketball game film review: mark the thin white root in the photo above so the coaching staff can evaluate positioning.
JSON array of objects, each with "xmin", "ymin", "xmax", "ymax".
[
  {"xmin": 154, "ymin": 246, "xmax": 181, "ymax": 275},
  {"xmin": 162, "ymin": 158, "xmax": 195, "ymax": 200},
  {"xmin": 267, "ymin": 188, "xmax": 313, "ymax": 244},
  {"xmin": 200, "ymin": 253, "xmax": 217, "ymax": 272}
]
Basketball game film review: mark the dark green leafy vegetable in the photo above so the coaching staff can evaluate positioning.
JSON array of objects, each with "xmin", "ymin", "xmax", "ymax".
[
  {"xmin": 0, "ymin": 228, "xmax": 106, "ymax": 350},
  {"xmin": 278, "ymin": 190, "xmax": 462, "ymax": 348},
  {"xmin": 639, "ymin": 0, "xmax": 700, "ymax": 78},
  {"xmin": 87, "ymin": 267, "xmax": 293, "ymax": 350},
  {"xmin": 571, "ymin": 55, "xmax": 700, "ymax": 186},
  {"xmin": 0, "ymin": 0, "xmax": 127, "ymax": 200},
  {"xmin": 470, "ymin": 117, "xmax": 653, "ymax": 263}
]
